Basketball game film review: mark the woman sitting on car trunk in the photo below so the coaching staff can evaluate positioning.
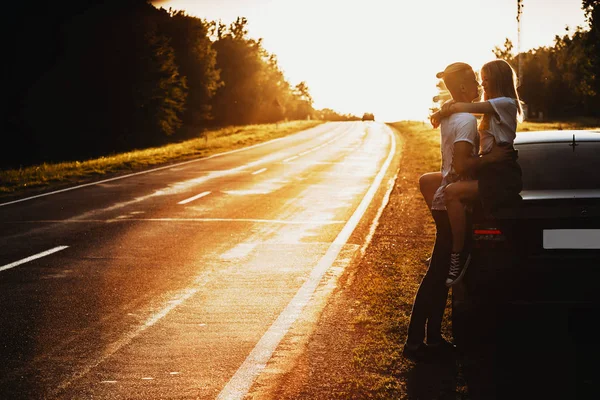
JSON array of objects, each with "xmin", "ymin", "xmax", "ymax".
[{"xmin": 430, "ymin": 59, "xmax": 523, "ymax": 287}]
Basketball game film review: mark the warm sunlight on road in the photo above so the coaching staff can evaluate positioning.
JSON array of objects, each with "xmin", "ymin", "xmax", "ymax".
[
  {"xmin": 151, "ymin": 0, "xmax": 587, "ymax": 121},
  {"xmin": 0, "ymin": 122, "xmax": 400, "ymax": 399}
]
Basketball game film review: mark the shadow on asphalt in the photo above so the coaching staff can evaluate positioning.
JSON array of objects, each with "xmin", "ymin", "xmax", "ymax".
[
  {"xmin": 404, "ymin": 306, "xmax": 599, "ymax": 400},
  {"xmin": 456, "ymin": 306, "xmax": 599, "ymax": 400}
]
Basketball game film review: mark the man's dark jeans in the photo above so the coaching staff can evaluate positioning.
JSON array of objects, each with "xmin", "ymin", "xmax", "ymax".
[{"xmin": 406, "ymin": 210, "xmax": 452, "ymax": 346}]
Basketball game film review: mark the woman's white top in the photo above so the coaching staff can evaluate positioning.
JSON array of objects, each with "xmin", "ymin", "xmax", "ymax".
[{"xmin": 479, "ymin": 96, "xmax": 518, "ymax": 154}]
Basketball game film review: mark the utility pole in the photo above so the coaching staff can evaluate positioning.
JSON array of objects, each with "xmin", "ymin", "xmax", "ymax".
[{"xmin": 517, "ymin": 0, "xmax": 524, "ymax": 87}]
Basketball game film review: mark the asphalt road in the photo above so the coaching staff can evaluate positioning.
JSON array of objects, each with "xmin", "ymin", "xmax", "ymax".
[{"xmin": 0, "ymin": 121, "xmax": 399, "ymax": 399}]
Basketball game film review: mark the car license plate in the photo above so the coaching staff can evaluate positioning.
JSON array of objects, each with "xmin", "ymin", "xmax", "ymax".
[{"xmin": 543, "ymin": 229, "xmax": 600, "ymax": 249}]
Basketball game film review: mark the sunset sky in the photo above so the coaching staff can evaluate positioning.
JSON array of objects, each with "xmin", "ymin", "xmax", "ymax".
[{"xmin": 151, "ymin": 0, "xmax": 588, "ymax": 122}]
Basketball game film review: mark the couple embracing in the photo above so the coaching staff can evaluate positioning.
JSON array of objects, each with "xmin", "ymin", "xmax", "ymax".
[{"xmin": 403, "ymin": 59, "xmax": 523, "ymax": 362}]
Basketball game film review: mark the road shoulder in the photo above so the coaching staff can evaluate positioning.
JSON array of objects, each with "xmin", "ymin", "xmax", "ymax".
[{"xmin": 248, "ymin": 122, "xmax": 465, "ymax": 399}]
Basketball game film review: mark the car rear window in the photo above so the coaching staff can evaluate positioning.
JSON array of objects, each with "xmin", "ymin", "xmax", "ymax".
[{"xmin": 515, "ymin": 141, "xmax": 600, "ymax": 190}]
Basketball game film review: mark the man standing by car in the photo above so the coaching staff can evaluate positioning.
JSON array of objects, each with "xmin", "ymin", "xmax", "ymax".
[{"xmin": 402, "ymin": 62, "xmax": 509, "ymax": 361}]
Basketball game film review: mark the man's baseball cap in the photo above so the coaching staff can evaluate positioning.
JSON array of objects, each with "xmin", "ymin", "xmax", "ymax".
[{"xmin": 436, "ymin": 62, "xmax": 473, "ymax": 79}]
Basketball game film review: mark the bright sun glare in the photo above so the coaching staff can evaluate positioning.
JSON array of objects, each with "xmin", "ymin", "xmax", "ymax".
[{"xmin": 152, "ymin": 0, "xmax": 587, "ymax": 122}]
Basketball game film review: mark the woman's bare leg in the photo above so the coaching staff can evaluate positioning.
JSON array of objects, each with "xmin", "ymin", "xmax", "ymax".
[
  {"xmin": 444, "ymin": 181, "xmax": 479, "ymax": 253},
  {"xmin": 419, "ymin": 172, "xmax": 442, "ymax": 211}
]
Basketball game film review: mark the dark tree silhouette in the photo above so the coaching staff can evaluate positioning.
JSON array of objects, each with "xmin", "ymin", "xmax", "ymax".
[
  {"xmin": 157, "ymin": 9, "xmax": 220, "ymax": 131},
  {"xmin": 1, "ymin": 1, "xmax": 348, "ymax": 169}
]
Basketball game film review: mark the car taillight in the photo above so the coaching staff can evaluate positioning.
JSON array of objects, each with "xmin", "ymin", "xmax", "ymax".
[
  {"xmin": 473, "ymin": 227, "xmax": 506, "ymax": 245},
  {"xmin": 473, "ymin": 229, "xmax": 502, "ymax": 235}
]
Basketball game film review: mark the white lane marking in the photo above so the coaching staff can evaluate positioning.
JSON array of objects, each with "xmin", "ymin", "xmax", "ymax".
[
  {"xmin": 220, "ymin": 243, "xmax": 257, "ymax": 260},
  {"xmin": 141, "ymin": 218, "xmax": 345, "ymax": 224},
  {"xmin": 178, "ymin": 191, "xmax": 211, "ymax": 205},
  {"xmin": 4, "ymin": 218, "xmax": 346, "ymax": 225},
  {"xmin": 222, "ymin": 189, "xmax": 272, "ymax": 195},
  {"xmin": 73, "ymin": 168, "xmax": 249, "ymax": 217},
  {"xmin": 0, "ymin": 123, "xmax": 341, "ymax": 208},
  {"xmin": 282, "ymin": 133, "xmax": 341, "ymax": 164},
  {"xmin": 283, "ymin": 155, "xmax": 299, "ymax": 163},
  {"xmin": 51, "ymin": 274, "xmax": 213, "ymax": 396},
  {"xmin": 2, "ymin": 123, "xmax": 354, "ymax": 216},
  {"xmin": 300, "ymin": 142, "xmax": 327, "ymax": 155},
  {"xmin": 251, "ymin": 168, "xmax": 267, "ymax": 175},
  {"xmin": 0, "ymin": 246, "xmax": 69, "ymax": 273},
  {"xmin": 11, "ymin": 127, "xmax": 344, "ymax": 217},
  {"xmin": 217, "ymin": 124, "xmax": 396, "ymax": 400}
]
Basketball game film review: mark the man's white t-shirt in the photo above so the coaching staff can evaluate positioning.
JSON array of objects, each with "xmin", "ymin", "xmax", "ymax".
[
  {"xmin": 479, "ymin": 97, "xmax": 518, "ymax": 154},
  {"xmin": 431, "ymin": 112, "xmax": 479, "ymax": 211}
]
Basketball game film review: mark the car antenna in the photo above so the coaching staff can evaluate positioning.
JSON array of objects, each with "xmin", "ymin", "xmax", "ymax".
[{"xmin": 569, "ymin": 133, "xmax": 578, "ymax": 152}]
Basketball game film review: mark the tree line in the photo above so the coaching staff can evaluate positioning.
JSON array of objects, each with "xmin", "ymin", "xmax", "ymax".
[
  {"xmin": 2, "ymin": 0, "xmax": 357, "ymax": 169},
  {"xmin": 495, "ymin": 0, "xmax": 599, "ymax": 120},
  {"xmin": 434, "ymin": 0, "xmax": 599, "ymax": 122}
]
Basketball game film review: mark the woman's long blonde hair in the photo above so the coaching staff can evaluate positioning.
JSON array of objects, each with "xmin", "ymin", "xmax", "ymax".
[{"xmin": 481, "ymin": 59, "xmax": 523, "ymax": 119}]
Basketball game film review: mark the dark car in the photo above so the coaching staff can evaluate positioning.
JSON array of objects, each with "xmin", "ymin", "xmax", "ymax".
[
  {"xmin": 361, "ymin": 112, "xmax": 375, "ymax": 121},
  {"xmin": 452, "ymin": 129, "xmax": 600, "ymax": 396}
]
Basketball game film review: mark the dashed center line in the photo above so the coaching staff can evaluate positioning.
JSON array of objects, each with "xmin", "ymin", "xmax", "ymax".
[
  {"xmin": 251, "ymin": 168, "xmax": 267, "ymax": 175},
  {"xmin": 282, "ymin": 133, "xmax": 340, "ymax": 163},
  {"xmin": 0, "ymin": 246, "xmax": 69, "ymax": 273},
  {"xmin": 283, "ymin": 155, "xmax": 299, "ymax": 162},
  {"xmin": 178, "ymin": 191, "xmax": 211, "ymax": 205}
]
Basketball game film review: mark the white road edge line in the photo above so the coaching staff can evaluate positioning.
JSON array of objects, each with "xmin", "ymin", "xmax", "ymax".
[
  {"xmin": 1, "ymin": 122, "xmax": 353, "ymax": 208},
  {"xmin": 178, "ymin": 191, "xmax": 211, "ymax": 205},
  {"xmin": 0, "ymin": 246, "xmax": 69, "ymax": 273},
  {"xmin": 0, "ymin": 133, "xmax": 296, "ymax": 208},
  {"xmin": 359, "ymin": 176, "xmax": 397, "ymax": 257},
  {"xmin": 216, "ymin": 125, "xmax": 397, "ymax": 400}
]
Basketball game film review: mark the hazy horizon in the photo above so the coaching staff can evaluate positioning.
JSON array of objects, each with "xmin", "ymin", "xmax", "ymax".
[{"xmin": 152, "ymin": 0, "xmax": 588, "ymax": 122}]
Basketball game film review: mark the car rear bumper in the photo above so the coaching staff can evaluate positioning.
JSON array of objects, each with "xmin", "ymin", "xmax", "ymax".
[{"xmin": 454, "ymin": 243, "xmax": 600, "ymax": 302}]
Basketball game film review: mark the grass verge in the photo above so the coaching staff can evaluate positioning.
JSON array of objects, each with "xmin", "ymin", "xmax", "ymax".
[
  {"xmin": 0, "ymin": 120, "xmax": 323, "ymax": 197},
  {"xmin": 518, "ymin": 116, "xmax": 600, "ymax": 131}
]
